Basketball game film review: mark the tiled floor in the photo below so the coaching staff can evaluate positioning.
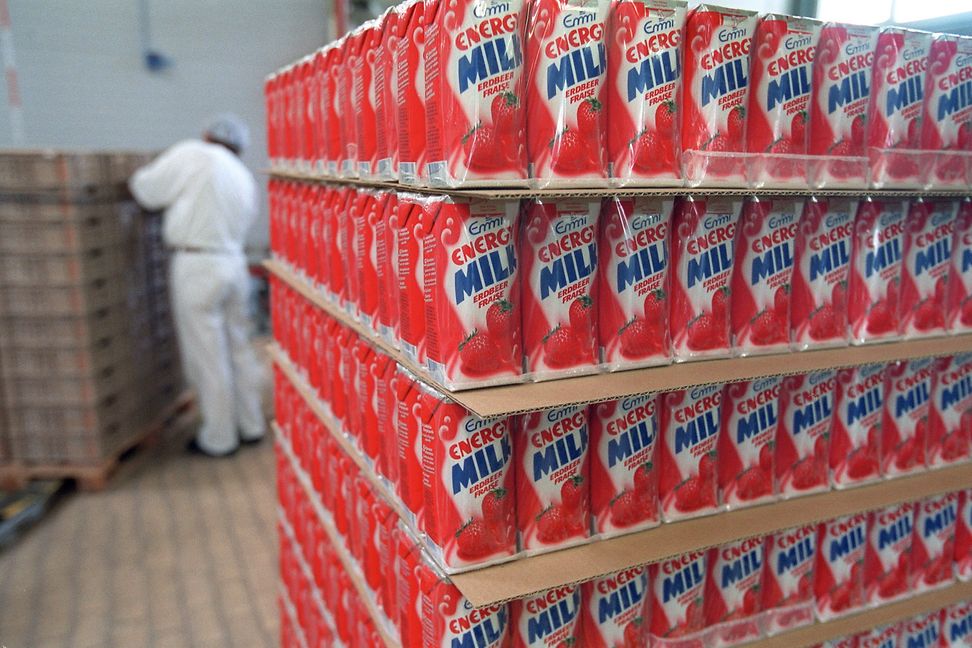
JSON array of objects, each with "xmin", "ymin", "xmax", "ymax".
[{"xmin": 0, "ymin": 426, "xmax": 279, "ymax": 648}]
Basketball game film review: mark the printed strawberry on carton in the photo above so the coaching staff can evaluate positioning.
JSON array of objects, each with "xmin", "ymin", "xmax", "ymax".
[
  {"xmin": 900, "ymin": 199, "xmax": 958, "ymax": 339},
  {"xmin": 831, "ymin": 363, "xmax": 885, "ymax": 489},
  {"xmin": 942, "ymin": 601, "xmax": 972, "ymax": 647},
  {"xmin": 881, "ymin": 358, "xmax": 934, "ymax": 476},
  {"xmin": 581, "ymin": 566, "xmax": 651, "ymax": 648},
  {"xmin": 607, "ymin": 0, "xmax": 686, "ymax": 187},
  {"xmin": 761, "ymin": 525, "xmax": 816, "ymax": 635},
  {"xmin": 397, "ymin": 0, "xmax": 430, "ymax": 185},
  {"xmin": 863, "ymin": 502, "xmax": 915, "ymax": 606},
  {"xmin": 776, "ymin": 370, "xmax": 835, "ymax": 499},
  {"xmin": 719, "ymin": 377, "xmax": 780, "ymax": 509},
  {"xmin": 659, "ymin": 385, "xmax": 722, "ymax": 522},
  {"xmin": 919, "ymin": 34, "xmax": 972, "ymax": 189},
  {"xmin": 598, "ymin": 197, "xmax": 673, "ymax": 370},
  {"xmin": 649, "ymin": 550, "xmax": 707, "ymax": 648},
  {"xmin": 946, "ymin": 199, "xmax": 972, "ymax": 333},
  {"xmin": 956, "ymin": 489, "xmax": 972, "ymax": 581},
  {"xmin": 590, "ymin": 395, "xmax": 660, "ymax": 537},
  {"xmin": 680, "ymin": 5, "xmax": 758, "ymax": 187},
  {"xmin": 703, "ymin": 536, "xmax": 765, "ymax": 648},
  {"xmin": 911, "ymin": 491, "xmax": 959, "ymax": 593},
  {"xmin": 398, "ymin": 193, "xmax": 439, "ymax": 366},
  {"xmin": 814, "ymin": 512, "xmax": 867, "ymax": 621},
  {"xmin": 420, "ymin": 564, "xmax": 512, "ymax": 647},
  {"xmin": 928, "ymin": 354, "xmax": 972, "ymax": 468},
  {"xmin": 900, "ymin": 612, "xmax": 941, "ymax": 648},
  {"xmin": 511, "ymin": 585, "xmax": 583, "ymax": 648},
  {"xmin": 525, "ymin": 0, "xmax": 610, "ymax": 188}
]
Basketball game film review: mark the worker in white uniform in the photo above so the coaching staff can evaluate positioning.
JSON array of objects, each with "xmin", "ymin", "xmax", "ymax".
[{"xmin": 129, "ymin": 114, "xmax": 266, "ymax": 457}]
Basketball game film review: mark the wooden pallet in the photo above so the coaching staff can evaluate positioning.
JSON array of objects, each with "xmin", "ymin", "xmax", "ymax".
[{"xmin": 0, "ymin": 390, "xmax": 194, "ymax": 491}]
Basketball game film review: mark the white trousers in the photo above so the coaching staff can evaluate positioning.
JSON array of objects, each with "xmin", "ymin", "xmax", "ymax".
[{"xmin": 170, "ymin": 252, "xmax": 266, "ymax": 454}]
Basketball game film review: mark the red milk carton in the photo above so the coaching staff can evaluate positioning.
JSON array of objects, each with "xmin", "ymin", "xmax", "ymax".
[
  {"xmin": 659, "ymin": 385, "xmax": 721, "ymax": 521},
  {"xmin": 327, "ymin": 187, "xmax": 354, "ymax": 308},
  {"xmin": 808, "ymin": 23, "xmax": 878, "ymax": 188},
  {"xmin": 820, "ymin": 637, "xmax": 859, "ymax": 648},
  {"xmin": 920, "ymin": 34, "xmax": 972, "ymax": 189},
  {"xmin": 598, "ymin": 197, "xmax": 673, "ymax": 370},
  {"xmin": 396, "ymin": 369, "xmax": 427, "ymax": 527},
  {"xmin": 339, "ymin": 32, "xmax": 362, "ymax": 178},
  {"xmin": 900, "ymin": 199, "xmax": 957, "ymax": 338},
  {"xmin": 814, "ymin": 512, "xmax": 867, "ymax": 621},
  {"xmin": 729, "ymin": 197, "xmax": 800, "ymax": 356},
  {"xmin": 746, "ymin": 14, "xmax": 821, "ymax": 188},
  {"xmin": 590, "ymin": 395, "xmax": 660, "ymax": 537},
  {"xmin": 761, "ymin": 526, "xmax": 815, "ymax": 635},
  {"xmin": 397, "ymin": 529, "xmax": 425, "ymax": 647},
  {"xmin": 942, "ymin": 601, "xmax": 972, "ymax": 647},
  {"xmin": 669, "ymin": 196, "xmax": 741, "ymax": 362},
  {"xmin": 510, "ymin": 585, "xmax": 583, "ymax": 648},
  {"xmin": 776, "ymin": 370, "xmax": 835, "ymax": 499},
  {"xmin": 911, "ymin": 492, "xmax": 959, "ymax": 593},
  {"xmin": 607, "ymin": 0, "xmax": 686, "ymax": 186},
  {"xmin": 581, "ymin": 566, "xmax": 650, "ymax": 648},
  {"xmin": 516, "ymin": 406, "xmax": 591, "ymax": 551},
  {"xmin": 847, "ymin": 198, "xmax": 907, "ymax": 344},
  {"xmin": 831, "ymin": 363, "xmax": 884, "ymax": 488},
  {"xmin": 649, "ymin": 551, "xmax": 707, "ymax": 646},
  {"xmin": 375, "ymin": 357, "xmax": 400, "ymax": 489},
  {"xmin": 313, "ymin": 49, "xmax": 328, "ymax": 173},
  {"xmin": 857, "ymin": 624, "xmax": 901, "ymax": 648},
  {"xmin": 928, "ymin": 354, "xmax": 972, "ymax": 467},
  {"xmin": 680, "ymin": 5, "xmax": 758, "ymax": 187},
  {"xmin": 703, "ymin": 536, "xmax": 765, "ymax": 648},
  {"xmin": 946, "ymin": 200, "xmax": 972, "ymax": 333},
  {"xmin": 421, "ymin": 569, "xmax": 511, "ymax": 647},
  {"xmin": 354, "ymin": 21, "xmax": 381, "ymax": 179},
  {"xmin": 521, "ymin": 199, "xmax": 600, "ymax": 379},
  {"xmin": 719, "ymin": 377, "xmax": 780, "ymax": 509},
  {"xmin": 356, "ymin": 189, "xmax": 382, "ymax": 330},
  {"xmin": 398, "ymin": 193, "xmax": 439, "ymax": 365},
  {"xmin": 524, "ymin": 0, "xmax": 610, "ymax": 188},
  {"xmin": 376, "ymin": 7, "xmax": 401, "ymax": 180},
  {"xmin": 423, "ymin": 0, "xmax": 528, "ymax": 187},
  {"xmin": 397, "ymin": 0, "xmax": 429, "ymax": 185},
  {"xmin": 323, "ymin": 44, "xmax": 343, "ymax": 175},
  {"xmin": 881, "ymin": 358, "xmax": 934, "ymax": 476},
  {"xmin": 424, "ymin": 197, "xmax": 523, "ymax": 389},
  {"xmin": 956, "ymin": 488, "xmax": 972, "ymax": 581},
  {"xmin": 867, "ymin": 28, "xmax": 933, "ymax": 189},
  {"xmin": 900, "ymin": 612, "xmax": 942, "ymax": 648},
  {"xmin": 374, "ymin": 190, "xmax": 400, "ymax": 346},
  {"xmin": 864, "ymin": 502, "xmax": 915, "ymax": 606},
  {"xmin": 265, "ymin": 74, "xmax": 281, "ymax": 166}
]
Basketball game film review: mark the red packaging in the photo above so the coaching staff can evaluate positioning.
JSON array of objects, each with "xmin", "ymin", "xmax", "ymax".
[
  {"xmin": 524, "ymin": 0, "xmax": 610, "ymax": 188},
  {"xmin": 607, "ymin": 0, "xmax": 686, "ymax": 186},
  {"xmin": 354, "ymin": 21, "xmax": 381, "ymax": 179},
  {"xmin": 397, "ymin": 530, "xmax": 425, "ymax": 647},
  {"xmin": 865, "ymin": 502, "xmax": 915, "ymax": 607},
  {"xmin": 302, "ymin": 56, "xmax": 320, "ymax": 171},
  {"xmin": 516, "ymin": 406, "xmax": 591, "ymax": 552},
  {"xmin": 911, "ymin": 492, "xmax": 958, "ymax": 593},
  {"xmin": 398, "ymin": 193, "xmax": 437, "ymax": 365},
  {"xmin": 719, "ymin": 377, "xmax": 780, "ymax": 509},
  {"xmin": 920, "ymin": 34, "xmax": 972, "ymax": 189},
  {"xmin": 375, "ymin": 355, "xmax": 400, "ymax": 489},
  {"xmin": 423, "ymin": 0, "xmax": 528, "ymax": 187},
  {"xmin": 900, "ymin": 612, "xmax": 942, "ymax": 648},
  {"xmin": 761, "ymin": 526, "xmax": 815, "ymax": 635},
  {"xmin": 397, "ymin": 0, "xmax": 429, "ymax": 185},
  {"xmin": 521, "ymin": 199, "xmax": 600, "ymax": 379},
  {"xmin": 323, "ymin": 45, "xmax": 343, "ymax": 175},
  {"xmin": 354, "ymin": 189, "xmax": 381, "ymax": 330},
  {"xmin": 947, "ymin": 200, "xmax": 972, "ymax": 332},
  {"xmin": 957, "ymin": 488, "xmax": 972, "ymax": 581},
  {"xmin": 338, "ymin": 33, "xmax": 360, "ymax": 178},
  {"xmin": 265, "ymin": 74, "xmax": 280, "ymax": 166},
  {"xmin": 375, "ymin": 7, "xmax": 401, "ymax": 180},
  {"xmin": 649, "ymin": 551, "xmax": 707, "ymax": 646},
  {"xmin": 881, "ymin": 358, "xmax": 934, "ymax": 476},
  {"xmin": 327, "ymin": 187, "xmax": 353, "ymax": 308},
  {"xmin": 424, "ymin": 197, "xmax": 523, "ymax": 389},
  {"xmin": 928, "ymin": 354, "xmax": 972, "ymax": 468},
  {"xmin": 360, "ymin": 350, "xmax": 391, "ymax": 467},
  {"xmin": 669, "ymin": 196, "xmax": 741, "ymax": 362},
  {"xmin": 510, "ymin": 585, "xmax": 583, "ymax": 647},
  {"xmin": 580, "ymin": 566, "xmax": 650, "ymax": 648},
  {"xmin": 396, "ymin": 369, "xmax": 426, "ymax": 527},
  {"xmin": 831, "ymin": 363, "xmax": 884, "ymax": 488},
  {"xmin": 680, "ymin": 5, "xmax": 758, "ymax": 187},
  {"xmin": 658, "ymin": 385, "xmax": 721, "ymax": 521},
  {"xmin": 374, "ymin": 190, "xmax": 400, "ymax": 345},
  {"xmin": 820, "ymin": 636, "xmax": 859, "ymax": 648},
  {"xmin": 598, "ymin": 197, "xmax": 673, "ymax": 370},
  {"xmin": 900, "ymin": 199, "xmax": 957, "ymax": 338},
  {"xmin": 343, "ymin": 189, "xmax": 362, "ymax": 318},
  {"xmin": 847, "ymin": 198, "xmax": 906, "ymax": 344},
  {"xmin": 776, "ymin": 370, "xmax": 834, "ymax": 499},
  {"xmin": 703, "ymin": 536, "xmax": 764, "ymax": 647},
  {"xmin": 729, "ymin": 197, "xmax": 800, "ymax": 355},
  {"xmin": 312, "ymin": 49, "xmax": 328, "ymax": 173},
  {"xmin": 867, "ymin": 28, "xmax": 933, "ymax": 189},
  {"xmin": 589, "ymin": 395, "xmax": 660, "ymax": 537},
  {"xmin": 857, "ymin": 624, "xmax": 901, "ymax": 648},
  {"xmin": 421, "ymin": 569, "xmax": 511, "ymax": 647},
  {"xmin": 814, "ymin": 512, "xmax": 867, "ymax": 621},
  {"xmin": 942, "ymin": 601, "xmax": 972, "ymax": 646}
]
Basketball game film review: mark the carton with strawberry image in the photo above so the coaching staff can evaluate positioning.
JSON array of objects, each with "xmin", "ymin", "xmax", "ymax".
[
  {"xmin": 814, "ymin": 512, "xmax": 867, "ymax": 621},
  {"xmin": 680, "ymin": 5, "xmax": 758, "ymax": 187},
  {"xmin": 590, "ymin": 395, "xmax": 660, "ymax": 537},
  {"xmin": 375, "ymin": 8, "xmax": 401, "ymax": 180},
  {"xmin": 648, "ymin": 550, "xmax": 708, "ymax": 647},
  {"xmin": 863, "ymin": 502, "xmax": 915, "ymax": 606},
  {"xmin": 956, "ymin": 488, "xmax": 972, "ymax": 581},
  {"xmin": 719, "ymin": 377, "xmax": 780, "ymax": 509},
  {"xmin": 598, "ymin": 197, "xmax": 673, "ymax": 370},
  {"xmin": 808, "ymin": 23, "xmax": 878, "ymax": 189},
  {"xmin": 881, "ymin": 358, "xmax": 935, "ymax": 476},
  {"xmin": 581, "ymin": 566, "xmax": 650, "ymax": 648},
  {"xmin": 919, "ymin": 34, "xmax": 972, "ymax": 190},
  {"xmin": 515, "ymin": 405, "xmax": 591, "ymax": 551},
  {"xmin": 942, "ymin": 601, "xmax": 972, "ymax": 647},
  {"xmin": 703, "ymin": 536, "xmax": 765, "ymax": 648},
  {"xmin": 353, "ymin": 20, "xmax": 381, "ymax": 179},
  {"xmin": 524, "ymin": 0, "xmax": 610, "ymax": 188},
  {"xmin": 899, "ymin": 199, "xmax": 958, "ymax": 339},
  {"xmin": 606, "ymin": 0, "xmax": 686, "ymax": 187},
  {"xmin": 847, "ymin": 198, "xmax": 907, "ymax": 344},
  {"xmin": 669, "ymin": 196, "xmax": 741, "ymax": 362},
  {"xmin": 946, "ymin": 199, "xmax": 972, "ymax": 333},
  {"xmin": 658, "ymin": 385, "xmax": 722, "ymax": 522},
  {"xmin": 521, "ymin": 199, "xmax": 600, "ymax": 379},
  {"xmin": 911, "ymin": 491, "xmax": 958, "ymax": 593},
  {"xmin": 900, "ymin": 612, "xmax": 941, "ymax": 648},
  {"xmin": 424, "ymin": 197, "xmax": 523, "ymax": 390},
  {"xmin": 423, "ymin": 0, "xmax": 529, "ymax": 187},
  {"xmin": 420, "ymin": 566, "xmax": 511, "ymax": 647},
  {"xmin": 831, "ymin": 363, "xmax": 885, "ymax": 489},
  {"xmin": 730, "ymin": 197, "xmax": 800, "ymax": 356},
  {"xmin": 397, "ymin": 0, "xmax": 429, "ymax": 185},
  {"xmin": 398, "ymin": 193, "xmax": 440, "ymax": 365},
  {"xmin": 857, "ymin": 624, "xmax": 901, "ymax": 648},
  {"xmin": 928, "ymin": 354, "xmax": 972, "ymax": 468},
  {"xmin": 761, "ymin": 525, "xmax": 815, "ymax": 636},
  {"xmin": 776, "ymin": 370, "xmax": 835, "ymax": 499},
  {"xmin": 746, "ymin": 14, "xmax": 821, "ymax": 188},
  {"xmin": 510, "ymin": 585, "xmax": 583, "ymax": 648},
  {"xmin": 374, "ymin": 191, "xmax": 400, "ymax": 348}
]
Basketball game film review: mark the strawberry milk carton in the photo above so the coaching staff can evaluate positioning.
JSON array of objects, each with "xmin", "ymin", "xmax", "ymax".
[
  {"xmin": 396, "ymin": 368, "xmax": 428, "ymax": 527},
  {"xmin": 423, "ymin": 0, "xmax": 528, "ymax": 187},
  {"xmin": 397, "ymin": 529, "xmax": 425, "ymax": 646},
  {"xmin": 658, "ymin": 386, "xmax": 721, "ymax": 521},
  {"xmin": 928, "ymin": 353, "xmax": 972, "ymax": 467},
  {"xmin": 761, "ymin": 526, "xmax": 816, "ymax": 635},
  {"xmin": 398, "ymin": 193, "xmax": 438, "ymax": 365},
  {"xmin": 942, "ymin": 601, "xmax": 972, "ymax": 647},
  {"xmin": 867, "ymin": 28, "xmax": 933, "ymax": 189},
  {"xmin": 864, "ymin": 502, "xmax": 915, "ymax": 606},
  {"xmin": 323, "ymin": 45, "xmax": 343, "ymax": 175},
  {"xmin": 857, "ymin": 624, "xmax": 901, "ymax": 648},
  {"xmin": 946, "ymin": 199, "xmax": 972, "ymax": 333},
  {"xmin": 730, "ymin": 197, "xmax": 800, "ymax": 356},
  {"xmin": 521, "ymin": 199, "xmax": 600, "ymax": 379},
  {"xmin": 776, "ymin": 370, "xmax": 835, "ymax": 499},
  {"xmin": 719, "ymin": 378, "xmax": 780, "ymax": 508},
  {"xmin": 581, "ymin": 566, "xmax": 650, "ymax": 648},
  {"xmin": 374, "ymin": 191, "xmax": 400, "ymax": 347},
  {"xmin": 524, "ymin": 0, "xmax": 610, "ymax": 187},
  {"xmin": 956, "ymin": 488, "xmax": 972, "ymax": 581},
  {"xmin": 353, "ymin": 21, "xmax": 381, "ymax": 179},
  {"xmin": 339, "ymin": 33, "xmax": 361, "ymax": 178},
  {"xmin": 598, "ymin": 197, "xmax": 673, "ymax": 370},
  {"xmin": 590, "ymin": 395, "xmax": 660, "ymax": 537},
  {"xmin": 831, "ymin": 363, "xmax": 884, "ymax": 488},
  {"xmin": 920, "ymin": 34, "xmax": 972, "ymax": 190},
  {"xmin": 420, "ymin": 568, "xmax": 512, "ymax": 647},
  {"xmin": 669, "ymin": 196, "xmax": 741, "ymax": 361},
  {"xmin": 911, "ymin": 492, "xmax": 958, "ymax": 593},
  {"xmin": 607, "ymin": 0, "xmax": 686, "ymax": 186},
  {"xmin": 881, "ymin": 358, "xmax": 934, "ymax": 476},
  {"xmin": 397, "ymin": 0, "xmax": 429, "ymax": 185},
  {"xmin": 516, "ymin": 406, "xmax": 591, "ymax": 551},
  {"xmin": 814, "ymin": 512, "xmax": 867, "ymax": 621},
  {"xmin": 808, "ymin": 23, "xmax": 878, "ymax": 188},
  {"xmin": 703, "ymin": 536, "xmax": 765, "ymax": 648},
  {"xmin": 424, "ymin": 197, "xmax": 523, "ymax": 389},
  {"xmin": 900, "ymin": 612, "xmax": 941, "ymax": 648},
  {"xmin": 899, "ymin": 199, "xmax": 958, "ymax": 338},
  {"xmin": 510, "ymin": 585, "xmax": 583, "ymax": 648},
  {"xmin": 374, "ymin": 8, "xmax": 399, "ymax": 180},
  {"xmin": 847, "ymin": 198, "xmax": 906, "ymax": 344},
  {"xmin": 649, "ymin": 551, "xmax": 707, "ymax": 646},
  {"xmin": 355, "ymin": 189, "xmax": 382, "ymax": 330},
  {"xmin": 746, "ymin": 15, "xmax": 821, "ymax": 188},
  {"xmin": 680, "ymin": 5, "xmax": 758, "ymax": 187}
]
